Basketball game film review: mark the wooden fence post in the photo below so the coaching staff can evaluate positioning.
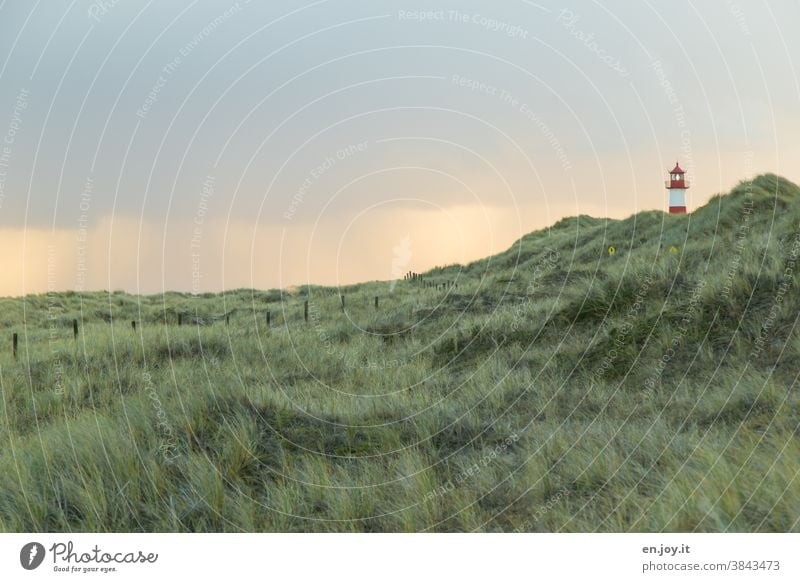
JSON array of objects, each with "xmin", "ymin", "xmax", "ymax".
[
  {"xmin": 266, "ymin": 311, "xmax": 271, "ymax": 326},
  {"xmin": 304, "ymin": 300, "xmax": 309, "ymax": 322},
  {"xmin": 131, "ymin": 320, "xmax": 136, "ymax": 331},
  {"xmin": 73, "ymin": 319, "xmax": 78, "ymax": 340},
  {"xmin": 12, "ymin": 332, "xmax": 18, "ymax": 359},
  {"xmin": 374, "ymin": 296, "xmax": 379, "ymax": 309},
  {"xmin": 340, "ymin": 295, "xmax": 345, "ymax": 311},
  {"xmin": 178, "ymin": 313, "xmax": 182, "ymax": 326},
  {"xmin": 226, "ymin": 314, "xmax": 230, "ymax": 326}
]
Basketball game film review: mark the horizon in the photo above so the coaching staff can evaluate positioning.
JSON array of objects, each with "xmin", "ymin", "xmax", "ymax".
[
  {"xmin": 1, "ymin": 169, "xmax": 791, "ymax": 299},
  {"xmin": 1, "ymin": 1, "xmax": 799, "ymax": 296}
]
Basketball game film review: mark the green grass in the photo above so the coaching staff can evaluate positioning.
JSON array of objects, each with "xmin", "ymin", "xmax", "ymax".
[{"xmin": 1, "ymin": 173, "xmax": 799, "ymax": 532}]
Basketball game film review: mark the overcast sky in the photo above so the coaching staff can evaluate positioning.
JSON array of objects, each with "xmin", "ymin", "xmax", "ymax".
[{"xmin": 0, "ymin": 0, "xmax": 798, "ymax": 295}]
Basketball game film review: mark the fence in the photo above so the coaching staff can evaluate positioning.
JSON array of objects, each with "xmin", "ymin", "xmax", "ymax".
[{"xmin": 6, "ymin": 277, "xmax": 467, "ymax": 358}]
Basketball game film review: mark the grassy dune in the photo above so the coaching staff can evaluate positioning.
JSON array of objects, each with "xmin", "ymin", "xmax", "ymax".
[{"xmin": 1, "ymin": 173, "xmax": 799, "ymax": 532}]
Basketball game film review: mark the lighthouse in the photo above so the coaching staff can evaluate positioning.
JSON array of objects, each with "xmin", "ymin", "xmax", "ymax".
[{"xmin": 665, "ymin": 162, "xmax": 689, "ymax": 214}]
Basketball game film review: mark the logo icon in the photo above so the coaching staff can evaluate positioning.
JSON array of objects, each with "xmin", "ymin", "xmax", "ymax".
[
  {"xmin": 20, "ymin": 542, "xmax": 46, "ymax": 570},
  {"xmin": 607, "ymin": 245, "xmax": 616, "ymax": 255},
  {"xmin": 668, "ymin": 245, "xmax": 679, "ymax": 254}
]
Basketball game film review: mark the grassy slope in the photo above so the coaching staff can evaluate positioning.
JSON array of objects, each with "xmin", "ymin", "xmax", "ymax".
[{"xmin": 1, "ymin": 173, "xmax": 799, "ymax": 532}]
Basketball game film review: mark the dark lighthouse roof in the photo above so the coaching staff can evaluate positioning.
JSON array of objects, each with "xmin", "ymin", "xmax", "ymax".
[{"xmin": 670, "ymin": 162, "xmax": 685, "ymax": 174}]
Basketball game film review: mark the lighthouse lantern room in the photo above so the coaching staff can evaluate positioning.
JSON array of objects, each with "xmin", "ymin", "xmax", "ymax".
[{"xmin": 665, "ymin": 162, "xmax": 689, "ymax": 214}]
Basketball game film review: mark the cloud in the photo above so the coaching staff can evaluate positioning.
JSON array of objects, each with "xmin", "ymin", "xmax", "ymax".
[{"xmin": 0, "ymin": 0, "xmax": 798, "ymax": 294}]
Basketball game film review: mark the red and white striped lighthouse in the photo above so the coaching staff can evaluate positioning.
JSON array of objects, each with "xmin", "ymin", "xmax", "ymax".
[{"xmin": 665, "ymin": 162, "xmax": 689, "ymax": 214}]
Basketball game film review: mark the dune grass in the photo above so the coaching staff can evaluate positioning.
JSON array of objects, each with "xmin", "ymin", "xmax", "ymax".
[{"xmin": 0, "ymin": 173, "xmax": 799, "ymax": 532}]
